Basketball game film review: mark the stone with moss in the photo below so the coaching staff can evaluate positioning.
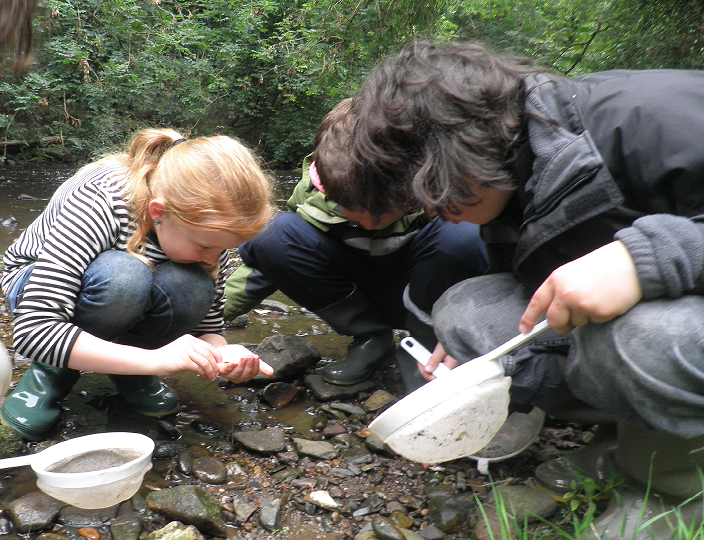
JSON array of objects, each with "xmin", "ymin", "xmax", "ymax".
[{"xmin": 0, "ymin": 426, "xmax": 23, "ymax": 458}]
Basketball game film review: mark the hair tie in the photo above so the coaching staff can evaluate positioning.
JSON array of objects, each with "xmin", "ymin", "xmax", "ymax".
[{"xmin": 172, "ymin": 138, "xmax": 187, "ymax": 147}]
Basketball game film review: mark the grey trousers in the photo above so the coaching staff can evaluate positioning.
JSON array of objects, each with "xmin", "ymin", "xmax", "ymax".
[{"xmin": 432, "ymin": 273, "xmax": 704, "ymax": 439}]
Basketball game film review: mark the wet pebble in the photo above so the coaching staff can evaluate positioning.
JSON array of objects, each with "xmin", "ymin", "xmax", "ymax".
[
  {"xmin": 340, "ymin": 445, "xmax": 373, "ymax": 465},
  {"xmin": 152, "ymin": 441, "xmax": 189, "ymax": 459},
  {"xmin": 352, "ymin": 494, "xmax": 385, "ymax": 517},
  {"xmin": 362, "ymin": 390, "xmax": 398, "ymax": 412},
  {"xmin": 425, "ymin": 493, "xmax": 475, "ymax": 533},
  {"xmin": 177, "ymin": 446, "xmax": 211, "ymax": 476},
  {"xmin": 292, "ymin": 438, "xmax": 339, "ymax": 460},
  {"xmin": 415, "ymin": 524, "xmax": 445, "ymax": 539},
  {"xmin": 0, "ymin": 517, "xmax": 12, "ymax": 536},
  {"xmin": 6, "ymin": 491, "xmax": 64, "ymax": 533},
  {"xmin": 232, "ymin": 427, "xmax": 286, "ymax": 453},
  {"xmin": 193, "ymin": 456, "xmax": 227, "ymax": 484},
  {"xmin": 271, "ymin": 467, "xmax": 303, "ymax": 483},
  {"xmin": 491, "ymin": 484, "xmax": 558, "ymax": 522},
  {"xmin": 390, "ymin": 511, "xmax": 413, "ymax": 529},
  {"xmin": 306, "ymin": 490, "xmax": 340, "ymax": 511},
  {"xmin": 328, "ymin": 402, "xmax": 366, "ymax": 418},
  {"xmin": 144, "ymin": 521, "xmax": 205, "ymax": 540},
  {"xmin": 322, "ymin": 423, "xmax": 347, "ymax": 437},
  {"xmin": 57, "ymin": 505, "xmax": 118, "ymax": 528},
  {"xmin": 156, "ymin": 420, "xmax": 181, "ymax": 439},
  {"xmin": 110, "ymin": 515, "xmax": 143, "ymax": 540},
  {"xmin": 145, "ymin": 486, "xmax": 227, "ymax": 537},
  {"xmin": 363, "ymin": 433, "xmax": 393, "ymax": 455},
  {"xmin": 371, "ymin": 515, "xmax": 405, "ymax": 540},
  {"xmin": 258, "ymin": 498, "xmax": 282, "ymax": 531},
  {"xmin": 78, "ymin": 528, "xmax": 100, "ymax": 540},
  {"xmin": 262, "ymin": 381, "xmax": 304, "ymax": 408},
  {"xmin": 232, "ymin": 493, "xmax": 259, "ymax": 522}
]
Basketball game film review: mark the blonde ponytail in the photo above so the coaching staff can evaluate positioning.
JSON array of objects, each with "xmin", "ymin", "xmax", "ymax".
[{"xmin": 109, "ymin": 128, "xmax": 274, "ymax": 272}]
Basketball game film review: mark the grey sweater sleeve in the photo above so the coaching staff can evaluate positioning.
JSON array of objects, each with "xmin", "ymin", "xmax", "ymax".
[{"xmin": 615, "ymin": 214, "xmax": 704, "ymax": 300}]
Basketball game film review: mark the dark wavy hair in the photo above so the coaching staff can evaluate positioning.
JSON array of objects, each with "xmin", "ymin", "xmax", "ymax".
[{"xmin": 350, "ymin": 40, "xmax": 542, "ymax": 215}]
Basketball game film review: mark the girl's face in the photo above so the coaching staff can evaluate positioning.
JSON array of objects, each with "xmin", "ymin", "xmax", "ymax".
[
  {"xmin": 149, "ymin": 200, "xmax": 245, "ymax": 266},
  {"xmin": 339, "ymin": 207, "xmax": 406, "ymax": 231},
  {"xmin": 433, "ymin": 184, "xmax": 514, "ymax": 225}
]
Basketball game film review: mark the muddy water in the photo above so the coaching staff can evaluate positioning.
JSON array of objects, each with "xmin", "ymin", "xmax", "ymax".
[{"xmin": 0, "ymin": 163, "xmax": 353, "ymax": 464}]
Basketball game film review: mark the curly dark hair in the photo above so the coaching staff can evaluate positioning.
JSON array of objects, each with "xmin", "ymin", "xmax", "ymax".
[{"xmin": 349, "ymin": 40, "xmax": 542, "ymax": 215}]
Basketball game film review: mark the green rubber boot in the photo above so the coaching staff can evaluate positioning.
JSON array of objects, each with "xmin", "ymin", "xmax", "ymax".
[
  {"xmin": 109, "ymin": 375, "xmax": 179, "ymax": 416},
  {"xmin": 0, "ymin": 362, "xmax": 80, "ymax": 440},
  {"xmin": 317, "ymin": 286, "xmax": 396, "ymax": 385}
]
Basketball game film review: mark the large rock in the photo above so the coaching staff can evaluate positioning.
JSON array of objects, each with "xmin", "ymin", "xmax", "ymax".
[
  {"xmin": 145, "ymin": 486, "xmax": 226, "ymax": 537},
  {"xmin": 252, "ymin": 335, "xmax": 322, "ymax": 381},
  {"xmin": 6, "ymin": 490, "xmax": 65, "ymax": 533},
  {"xmin": 145, "ymin": 521, "xmax": 206, "ymax": 540}
]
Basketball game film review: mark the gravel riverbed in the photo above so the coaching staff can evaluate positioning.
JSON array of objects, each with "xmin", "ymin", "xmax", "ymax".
[{"xmin": 0, "ymin": 297, "xmax": 595, "ymax": 540}]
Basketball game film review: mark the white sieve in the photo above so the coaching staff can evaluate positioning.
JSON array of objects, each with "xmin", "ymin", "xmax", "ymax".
[
  {"xmin": 0, "ymin": 342, "xmax": 12, "ymax": 398},
  {"xmin": 0, "ymin": 432, "xmax": 154, "ymax": 508}
]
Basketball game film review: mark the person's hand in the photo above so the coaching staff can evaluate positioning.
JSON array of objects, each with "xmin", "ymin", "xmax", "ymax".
[
  {"xmin": 151, "ymin": 334, "xmax": 222, "ymax": 381},
  {"xmin": 217, "ymin": 344, "xmax": 274, "ymax": 383},
  {"xmin": 418, "ymin": 341, "xmax": 459, "ymax": 382},
  {"xmin": 520, "ymin": 241, "xmax": 643, "ymax": 334}
]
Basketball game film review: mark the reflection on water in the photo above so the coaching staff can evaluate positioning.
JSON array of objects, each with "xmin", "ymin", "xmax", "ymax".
[{"xmin": 0, "ymin": 163, "xmax": 76, "ymax": 256}]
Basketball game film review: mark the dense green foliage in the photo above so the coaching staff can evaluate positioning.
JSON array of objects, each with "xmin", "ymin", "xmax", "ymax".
[{"xmin": 1, "ymin": 0, "xmax": 703, "ymax": 167}]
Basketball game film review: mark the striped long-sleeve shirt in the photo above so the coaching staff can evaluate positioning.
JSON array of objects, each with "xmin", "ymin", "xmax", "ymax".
[{"xmin": 1, "ymin": 161, "xmax": 231, "ymax": 368}]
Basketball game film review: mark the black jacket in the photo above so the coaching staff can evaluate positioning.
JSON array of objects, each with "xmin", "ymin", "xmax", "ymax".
[{"xmin": 483, "ymin": 70, "xmax": 704, "ymax": 297}]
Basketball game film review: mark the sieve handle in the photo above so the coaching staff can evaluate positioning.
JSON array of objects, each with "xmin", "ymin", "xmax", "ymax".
[
  {"xmin": 400, "ymin": 337, "xmax": 451, "ymax": 377},
  {"xmin": 0, "ymin": 454, "xmax": 34, "ymax": 470}
]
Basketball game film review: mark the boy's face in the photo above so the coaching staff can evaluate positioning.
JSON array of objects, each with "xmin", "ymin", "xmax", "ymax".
[
  {"xmin": 433, "ymin": 184, "xmax": 514, "ymax": 225},
  {"xmin": 339, "ymin": 207, "xmax": 406, "ymax": 231}
]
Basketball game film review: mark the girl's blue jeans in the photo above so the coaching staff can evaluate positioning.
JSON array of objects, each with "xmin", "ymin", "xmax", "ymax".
[{"xmin": 7, "ymin": 250, "xmax": 215, "ymax": 348}]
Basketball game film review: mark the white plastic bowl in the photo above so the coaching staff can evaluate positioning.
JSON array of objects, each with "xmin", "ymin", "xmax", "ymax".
[{"xmin": 0, "ymin": 432, "xmax": 154, "ymax": 508}]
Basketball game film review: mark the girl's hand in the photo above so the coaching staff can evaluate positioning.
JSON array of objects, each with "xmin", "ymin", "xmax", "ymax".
[
  {"xmin": 418, "ymin": 341, "xmax": 459, "ymax": 382},
  {"xmin": 217, "ymin": 343, "xmax": 275, "ymax": 383},
  {"xmin": 153, "ymin": 334, "xmax": 222, "ymax": 381},
  {"xmin": 520, "ymin": 241, "xmax": 643, "ymax": 334}
]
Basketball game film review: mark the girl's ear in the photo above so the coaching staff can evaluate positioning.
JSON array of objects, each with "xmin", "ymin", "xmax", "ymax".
[{"xmin": 148, "ymin": 199, "xmax": 167, "ymax": 222}]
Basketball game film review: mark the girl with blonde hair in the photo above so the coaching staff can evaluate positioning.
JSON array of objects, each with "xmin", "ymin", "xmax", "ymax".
[{"xmin": 1, "ymin": 128, "xmax": 275, "ymax": 440}]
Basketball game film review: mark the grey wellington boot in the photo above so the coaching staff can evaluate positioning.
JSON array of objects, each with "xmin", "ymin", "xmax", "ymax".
[
  {"xmin": 0, "ymin": 362, "xmax": 80, "ymax": 440},
  {"xmin": 591, "ymin": 422, "xmax": 704, "ymax": 540},
  {"xmin": 317, "ymin": 286, "xmax": 395, "ymax": 385}
]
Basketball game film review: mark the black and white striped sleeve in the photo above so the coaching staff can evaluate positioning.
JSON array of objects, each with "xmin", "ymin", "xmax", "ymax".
[{"xmin": 10, "ymin": 170, "xmax": 125, "ymax": 367}]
